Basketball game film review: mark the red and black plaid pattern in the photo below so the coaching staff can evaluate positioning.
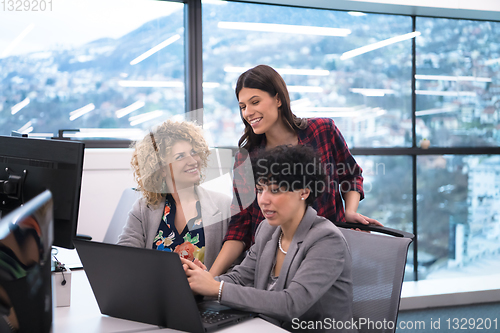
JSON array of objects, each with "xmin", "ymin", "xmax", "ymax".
[{"xmin": 225, "ymin": 118, "xmax": 364, "ymax": 249}]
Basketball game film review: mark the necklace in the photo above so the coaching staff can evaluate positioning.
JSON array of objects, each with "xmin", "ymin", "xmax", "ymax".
[{"xmin": 278, "ymin": 232, "xmax": 287, "ymax": 255}]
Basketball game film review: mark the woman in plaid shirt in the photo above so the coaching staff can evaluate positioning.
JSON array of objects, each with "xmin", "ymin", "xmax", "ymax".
[{"xmin": 208, "ymin": 65, "xmax": 381, "ymax": 276}]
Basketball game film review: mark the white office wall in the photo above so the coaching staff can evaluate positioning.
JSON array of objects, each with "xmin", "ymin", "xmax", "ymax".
[{"xmin": 77, "ymin": 149, "xmax": 135, "ymax": 242}]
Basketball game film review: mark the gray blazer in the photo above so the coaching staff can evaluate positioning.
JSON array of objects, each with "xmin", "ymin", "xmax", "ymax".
[
  {"xmin": 216, "ymin": 206, "xmax": 354, "ymax": 332},
  {"xmin": 117, "ymin": 186, "xmax": 231, "ymax": 270}
]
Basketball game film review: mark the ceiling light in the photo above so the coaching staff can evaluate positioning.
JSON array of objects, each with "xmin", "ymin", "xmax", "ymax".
[
  {"xmin": 290, "ymin": 98, "xmax": 311, "ymax": 108},
  {"xmin": 415, "ymin": 74, "xmax": 492, "ymax": 82},
  {"xmin": 350, "ymin": 88, "xmax": 395, "ymax": 97},
  {"xmin": 416, "ymin": 90, "xmax": 476, "ymax": 97},
  {"xmin": 118, "ymin": 80, "xmax": 183, "ymax": 88},
  {"xmin": 218, "ymin": 22, "xmax": 351, "ymax": 37},
  {"xmin": 203, "ymin": 82, "xmax": 221, "ymax": 88},
  {"xmin": 11, "ymin": 98, "xmax": 30, "ymax": 115},
  {"xmin": 341, "ymin": 31, "xmax": 420, "ymax": 60},
  {"xmin": 287, "ymin": 85, "xmax": 323, "ymax": 93},
  {"xmin": 294, "ymin": 111, "xmax": 354, "ymax": 118},
  {"xmin": 18, "ymin": 121, "xmax": 33, "ymax": 134},
  {"xmin": 130, "ymin": 34, "xmax": 180, "ymax": 65},
  {"xmin": 293, "ymin": 106, "xmax": 356, "ymax": 112},
  {"xmin": 295, "ymin": 106, "xmax": 386, "ymax": 119},
  {"xmin": 129, "ymin": 110, "xmax": 164, "ymax": 126},
  {"xmin": 293, "ymin": 106, "xmax": 356, "ymax": 118},
  {"xmin": 69, "ymin": 103, "xmax": 95, "ymax": 121},
  {"xmin": 415, "ymin": 107, "xmax": 458, "ymax": 116},
  {"xmin": 115, "ymin": 101, "xmax": 145, "ymax": 118}
]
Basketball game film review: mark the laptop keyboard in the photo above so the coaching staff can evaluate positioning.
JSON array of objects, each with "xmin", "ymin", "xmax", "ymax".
[{"xmin": 200, "ymin": 310, "xmax": 238, "ymax": 324}]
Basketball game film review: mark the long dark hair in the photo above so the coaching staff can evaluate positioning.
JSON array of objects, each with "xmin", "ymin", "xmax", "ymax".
[{"xmin": 235, "ymin": 65, "xmax": 307, "ymax": 151}]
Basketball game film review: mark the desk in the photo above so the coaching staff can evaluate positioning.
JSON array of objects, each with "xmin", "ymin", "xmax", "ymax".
[{"xmin": 53, "ymin": 270, "xmax": 287, "ymax": 333}]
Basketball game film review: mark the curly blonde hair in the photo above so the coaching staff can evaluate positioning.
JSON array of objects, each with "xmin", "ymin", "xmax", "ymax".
[{"xmin": 130, "ymin": 120, "xmax": 210, "ymax": 206}]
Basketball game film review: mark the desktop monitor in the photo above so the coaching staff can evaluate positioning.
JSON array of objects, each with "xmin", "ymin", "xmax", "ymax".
[
  {"xmin": 0, "ymin": 190, "xmax": 53, "ymax": 333},
  {"xmin": 0, "ymin": 135, "xmax": 84, "ymax": 249}
]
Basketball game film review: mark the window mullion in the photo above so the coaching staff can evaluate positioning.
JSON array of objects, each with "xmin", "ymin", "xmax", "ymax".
[{"xmin": 184, "ymin": 0, "xmax": 204, "ymax": 125}]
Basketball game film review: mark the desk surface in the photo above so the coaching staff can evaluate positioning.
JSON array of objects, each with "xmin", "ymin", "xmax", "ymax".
[{"xmin": 53, "ymin": 270, "xmax": 287, "ymax": 333}]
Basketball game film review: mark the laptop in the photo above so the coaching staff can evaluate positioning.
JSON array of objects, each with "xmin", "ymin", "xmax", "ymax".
[
  {"xmin": 73, "ymin": 239, "xmax": 255, "ymax": 333},
  {"xmin": 0, "ymin": 190, "xmax": 53, "ymax": 333}
]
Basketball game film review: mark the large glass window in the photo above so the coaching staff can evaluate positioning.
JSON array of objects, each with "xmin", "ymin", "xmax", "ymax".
[
  {"xmin": 0, "ymin": 0, "xmax": 184, "ymax": 140},
  {"xmin": 355, "ymin": 155, "xmax": 414, "ymax": 279},
  {"xmin": 416, "ymin": 18, "xmax": 500, "ymax": 147},
  {"xmin": 202, "ymin": 1, "xmax": 413, "ymax": 148},
  {"xmin": 356, "ymin": 156, "xmax": 413, "ymax": 232},
  {"xmin": 2, "ymin": 0, "xmax": 500, "ymax": 285},
  {"xmin": 417, "ymin": 155, "xmax": 500, "ymax": 279}
]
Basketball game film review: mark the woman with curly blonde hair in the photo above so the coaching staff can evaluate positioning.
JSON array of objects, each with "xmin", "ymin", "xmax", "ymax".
[{"xmin": 118, "ymin": 120, "xmax": 232, "ymax": 271}]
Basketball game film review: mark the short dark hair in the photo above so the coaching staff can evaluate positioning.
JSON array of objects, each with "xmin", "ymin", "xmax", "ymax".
[
  {"xmin": 235, "ymin": 65, "xmax": 307, "ymax": 151},
  {"xmin": 251, "ymin": 145, "xmax": 326, "ymax": 206}
]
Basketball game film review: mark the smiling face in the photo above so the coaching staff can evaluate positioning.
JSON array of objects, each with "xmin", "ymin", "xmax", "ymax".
[
  {"xmin": 163, "ymin": 140, "xmax": 201, "ymax": 190},
  {"xmin": 238, "ymin": 87, "xmax": 282, "ymax": 135},
  {"xmin": 256, "ymin": 181, "xmax": 309, "ymax": 228}
]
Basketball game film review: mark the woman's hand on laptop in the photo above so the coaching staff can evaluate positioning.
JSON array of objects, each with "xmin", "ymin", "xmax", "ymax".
[{"xmin": 181, "ymin": 258, "xmax": 219, "ymax": 297}]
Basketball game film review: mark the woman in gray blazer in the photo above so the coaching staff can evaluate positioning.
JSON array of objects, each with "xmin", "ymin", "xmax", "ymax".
[
  {"xmin": 117, "ymin": 120, "xmax": 232, "ymax": 270},
  {"xmin": 183, "ymin": 145, "xmax": 355, "ymax": 332}
]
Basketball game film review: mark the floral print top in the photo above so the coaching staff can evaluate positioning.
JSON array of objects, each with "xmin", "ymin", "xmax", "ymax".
[{"xmin": 152, "ymin": 194, "xmax": 206, "ymax": 263}]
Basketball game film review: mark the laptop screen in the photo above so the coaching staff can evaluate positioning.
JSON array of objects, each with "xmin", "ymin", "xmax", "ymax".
[{"xmin": 0, "ymin": 190, "xmax": 54, "ymax": 333}]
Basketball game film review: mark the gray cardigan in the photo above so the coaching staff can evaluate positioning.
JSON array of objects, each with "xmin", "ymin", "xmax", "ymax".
[
  {"xmin": 117, "ymin": 186, "xmax": 231, "ymax": 270},
  {"xmin": 216, "ymin": 206, "xmax": 354, "ymax": 333}
]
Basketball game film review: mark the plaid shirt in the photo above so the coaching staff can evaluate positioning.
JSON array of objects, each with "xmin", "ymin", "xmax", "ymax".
[{"xmin": 225, "ymin": 118, "xmax": 364, "ymax": 249}]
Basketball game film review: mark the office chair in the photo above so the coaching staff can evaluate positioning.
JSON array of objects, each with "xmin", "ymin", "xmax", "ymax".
[
  {"xmin": 334, "ymin": 222, "xmax": 414, "ymax": 333},
  {"xmin": 103, "ymin": 188, "xmax": 141, "ymax": 244}
]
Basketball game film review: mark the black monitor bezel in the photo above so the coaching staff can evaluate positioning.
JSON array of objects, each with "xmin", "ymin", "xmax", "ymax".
[{"xmin": 0, "ymin": 136, "xmax": 84, "ymax": 249}]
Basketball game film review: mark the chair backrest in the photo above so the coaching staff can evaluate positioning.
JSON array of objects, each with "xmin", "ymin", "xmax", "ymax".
[
  {"xmin": 335, "ymin": 223, "xmax": 414, "ymax": 333},
  {"xmin": 204, "ymin": 148, "xmax": 233, "ymax": 183},
  {"xmin": 200, "ymin": 148, "xmax": 233, "ymax": 199},
  {"xmin": 103, "ymin": 188, "xmax": 141, "ymax": 244}
]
